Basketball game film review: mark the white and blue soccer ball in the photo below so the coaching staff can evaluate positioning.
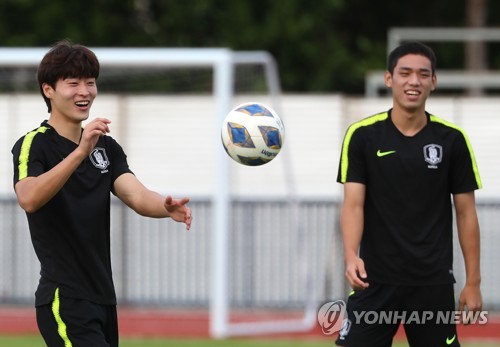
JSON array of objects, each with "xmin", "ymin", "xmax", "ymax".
[{"xmin": 221, "ymin": 102, "xmax": 285, "ymax": 166}]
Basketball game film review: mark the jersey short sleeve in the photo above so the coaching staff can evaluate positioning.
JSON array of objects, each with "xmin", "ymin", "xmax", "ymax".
[
  {"xmin": 449, "ymin": 129, "xmax": 482, "ymax": 194},
  {"xmin": 12, "ymin": 126, "xmax": 50, "ymax": 187},
  {"xmin": 337, "ymin": 126, "xmax": 367, "ymax": 184},
  {"xmin": 108, "ymin": 137, "xmax": 133, "ymax": 185},
  {"xmin": 337, "ymin": 112, "xmax": 390, "ymax": 184}
]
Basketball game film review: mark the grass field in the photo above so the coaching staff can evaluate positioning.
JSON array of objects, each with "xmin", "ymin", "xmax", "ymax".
[{"xmin": 0, "ymin": 335, "xmax": 499, "ymax": 347}]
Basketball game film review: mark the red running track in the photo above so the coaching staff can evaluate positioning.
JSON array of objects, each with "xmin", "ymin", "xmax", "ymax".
[{"xmin": 1, "ymin": 306, "xmax": 499, "ymax": 341}]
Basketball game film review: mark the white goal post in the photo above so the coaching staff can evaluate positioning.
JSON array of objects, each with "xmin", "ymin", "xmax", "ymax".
[
  {"xmin": 0, "ymin": 47, "xmax": 316, "ymax": 339},
  {"xmin": 365, "ymin": 27, "xmax": 500, "ymax": 97},
  {"xmin": 387, "ymin": 27, "xmax": 500, "ymax": 54}
]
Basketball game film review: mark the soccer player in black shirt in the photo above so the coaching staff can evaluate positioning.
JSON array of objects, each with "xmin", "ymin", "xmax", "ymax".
[
  {"xmin": 12, "ymin": 40, "xmax": 192, "ymax": 347},
  {"xmin": 336, "ymin": 42, "xmax": 482, "ymax": 346}
]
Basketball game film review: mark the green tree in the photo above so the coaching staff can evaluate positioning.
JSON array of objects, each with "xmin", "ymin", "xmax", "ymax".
[{"xmin": 2, "ymin": 0, "xmax": 495, "ymax": 94}]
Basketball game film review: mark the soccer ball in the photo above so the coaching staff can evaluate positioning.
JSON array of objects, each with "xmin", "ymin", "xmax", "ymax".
[{"xmin": 221, "ymin": 102, "xmax": 285, "ymax": 166}]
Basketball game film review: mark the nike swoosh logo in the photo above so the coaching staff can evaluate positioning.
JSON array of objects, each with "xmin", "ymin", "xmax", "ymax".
[
  {"xmin": 446, "ymin": 334, "xmax": 456, "ymax": 345},
  {"xmin": 376, "ymin": 149, "xmax": 396, "ymax": 157}
]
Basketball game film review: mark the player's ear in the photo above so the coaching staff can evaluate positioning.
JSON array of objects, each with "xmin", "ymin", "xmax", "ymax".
[
  {"xmin": 431, "ymin": 74, "xmax": 437, "ymax": 91},
  {"xmin": 384, "ymin": 71, "xmax": 393, "ymax": 88},
  {"xmin": 42, "ymin": 83, "xmax": 53, "ymax": 98}
]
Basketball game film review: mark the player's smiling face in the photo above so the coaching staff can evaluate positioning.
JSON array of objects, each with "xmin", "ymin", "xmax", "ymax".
[
  {"xmin": 384, "ymin": 54, "xmax": 436, "ymax": 112},
  {"xmin": 43, "ymin": 77, "xmax": 97, "ymax": 123}
]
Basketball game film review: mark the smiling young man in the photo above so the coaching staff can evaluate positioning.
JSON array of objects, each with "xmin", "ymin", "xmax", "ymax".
[
  {"xmin": 336, "ymin": 42, "xmax": 482, "ymax": 347},
  {"xmin": 12, "ymin": 40, "xmax": 192, "ymax": 347}
]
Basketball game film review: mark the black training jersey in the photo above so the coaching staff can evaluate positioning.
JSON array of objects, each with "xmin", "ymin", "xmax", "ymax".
[
  {"xmin": 337, "ymin": 110, "xmax": 482, "ymax": 285},
  {"xmin": 12, "ymin": 121, "xmax": 133, "ymax": 306}
]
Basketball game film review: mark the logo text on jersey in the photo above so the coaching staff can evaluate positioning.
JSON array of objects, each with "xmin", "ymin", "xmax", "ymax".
[
  {"xmin": 423, "ymin": 144, "xmax": 443, "ymax": 169},
  {"xmin": 90, "ymin": 147, "xmax": 110, "ymax": 172},
  {"xmin": 376, "ymin": 149, "xmax": 396, "ymax": 157}
]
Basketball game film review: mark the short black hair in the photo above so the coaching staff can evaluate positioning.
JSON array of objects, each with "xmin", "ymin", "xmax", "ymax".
[
  {"xmin": 387, "ymin": 41, "xmax": 436, "ymax": 75},
  {"xmin": 37, "ymin": 40, "xmax": 100, "ymax": 112}
]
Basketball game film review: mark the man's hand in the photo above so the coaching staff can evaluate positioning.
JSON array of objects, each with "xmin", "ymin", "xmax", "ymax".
[
  {"xmin": 458, "ymin": 283, "xmax": 483, "ymax": 324},
  {"xmin": 164, "ymin": 196, "xmax": 192, "ymax": 231},
  {"xmin": 78, "ymin": 118, "xmax": 111, "ymax": 155},
  {"xmin": 345, "ymin": 255, "xmax": 369, "ymax": 291}
]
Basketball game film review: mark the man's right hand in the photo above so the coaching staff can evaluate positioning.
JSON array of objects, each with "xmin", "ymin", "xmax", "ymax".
[
  {"xmin": 78, "ymin": 118, "xmax": 111, "ymax": 155},
  {"xmin": 345, "ymin": 255, "xmax": 369, "ymax": 290}
]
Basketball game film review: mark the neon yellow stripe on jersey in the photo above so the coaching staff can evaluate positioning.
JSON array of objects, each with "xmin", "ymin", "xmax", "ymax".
[
  {"xmin": 18, "ymin": 126, "xmax": 49, "ymax": 180},
  {"xmin": 429, "ymin": 115, "xmax": 483, "ymax": 189},
  {"xmin": 340, "ymin": 112, "xmax": 389, "ymax": 183},
  {"xmin": 51, "ymin": 288, "xmax": 73, "ymax": 347}
]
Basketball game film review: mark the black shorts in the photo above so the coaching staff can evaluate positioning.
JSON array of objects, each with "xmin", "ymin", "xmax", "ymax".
[
  {"xmin": 36, "ymin": 288, "xmax": 118, "ymax": 347},
  {"xmin": 335, "ymin": 283, "xmax": 460, "ymax": 347}
]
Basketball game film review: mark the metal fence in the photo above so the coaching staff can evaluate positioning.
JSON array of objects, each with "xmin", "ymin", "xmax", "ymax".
[{"xmin": 1, "ymin": 196, "xmax": 499, "ymax": 310}]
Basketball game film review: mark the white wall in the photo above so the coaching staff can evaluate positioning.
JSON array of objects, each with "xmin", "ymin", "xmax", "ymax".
[{"xmin": 1, "ymin": 94, "xmax": 498, "ymax": 199}]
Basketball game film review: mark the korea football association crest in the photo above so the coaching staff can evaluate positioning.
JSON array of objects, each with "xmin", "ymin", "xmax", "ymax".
[
  {"xmin": 90, "ymin": 147, "xmax": 110, "ymax": 172},
  {"xmin": 423, "ymin": 144, "xmax": 443, "ymax": 169}
]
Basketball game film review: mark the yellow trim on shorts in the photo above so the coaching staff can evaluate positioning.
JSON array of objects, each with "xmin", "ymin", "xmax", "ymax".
[{"xmin": 51, "ymin": 288, "xmax": 73, "ymax": 347}]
